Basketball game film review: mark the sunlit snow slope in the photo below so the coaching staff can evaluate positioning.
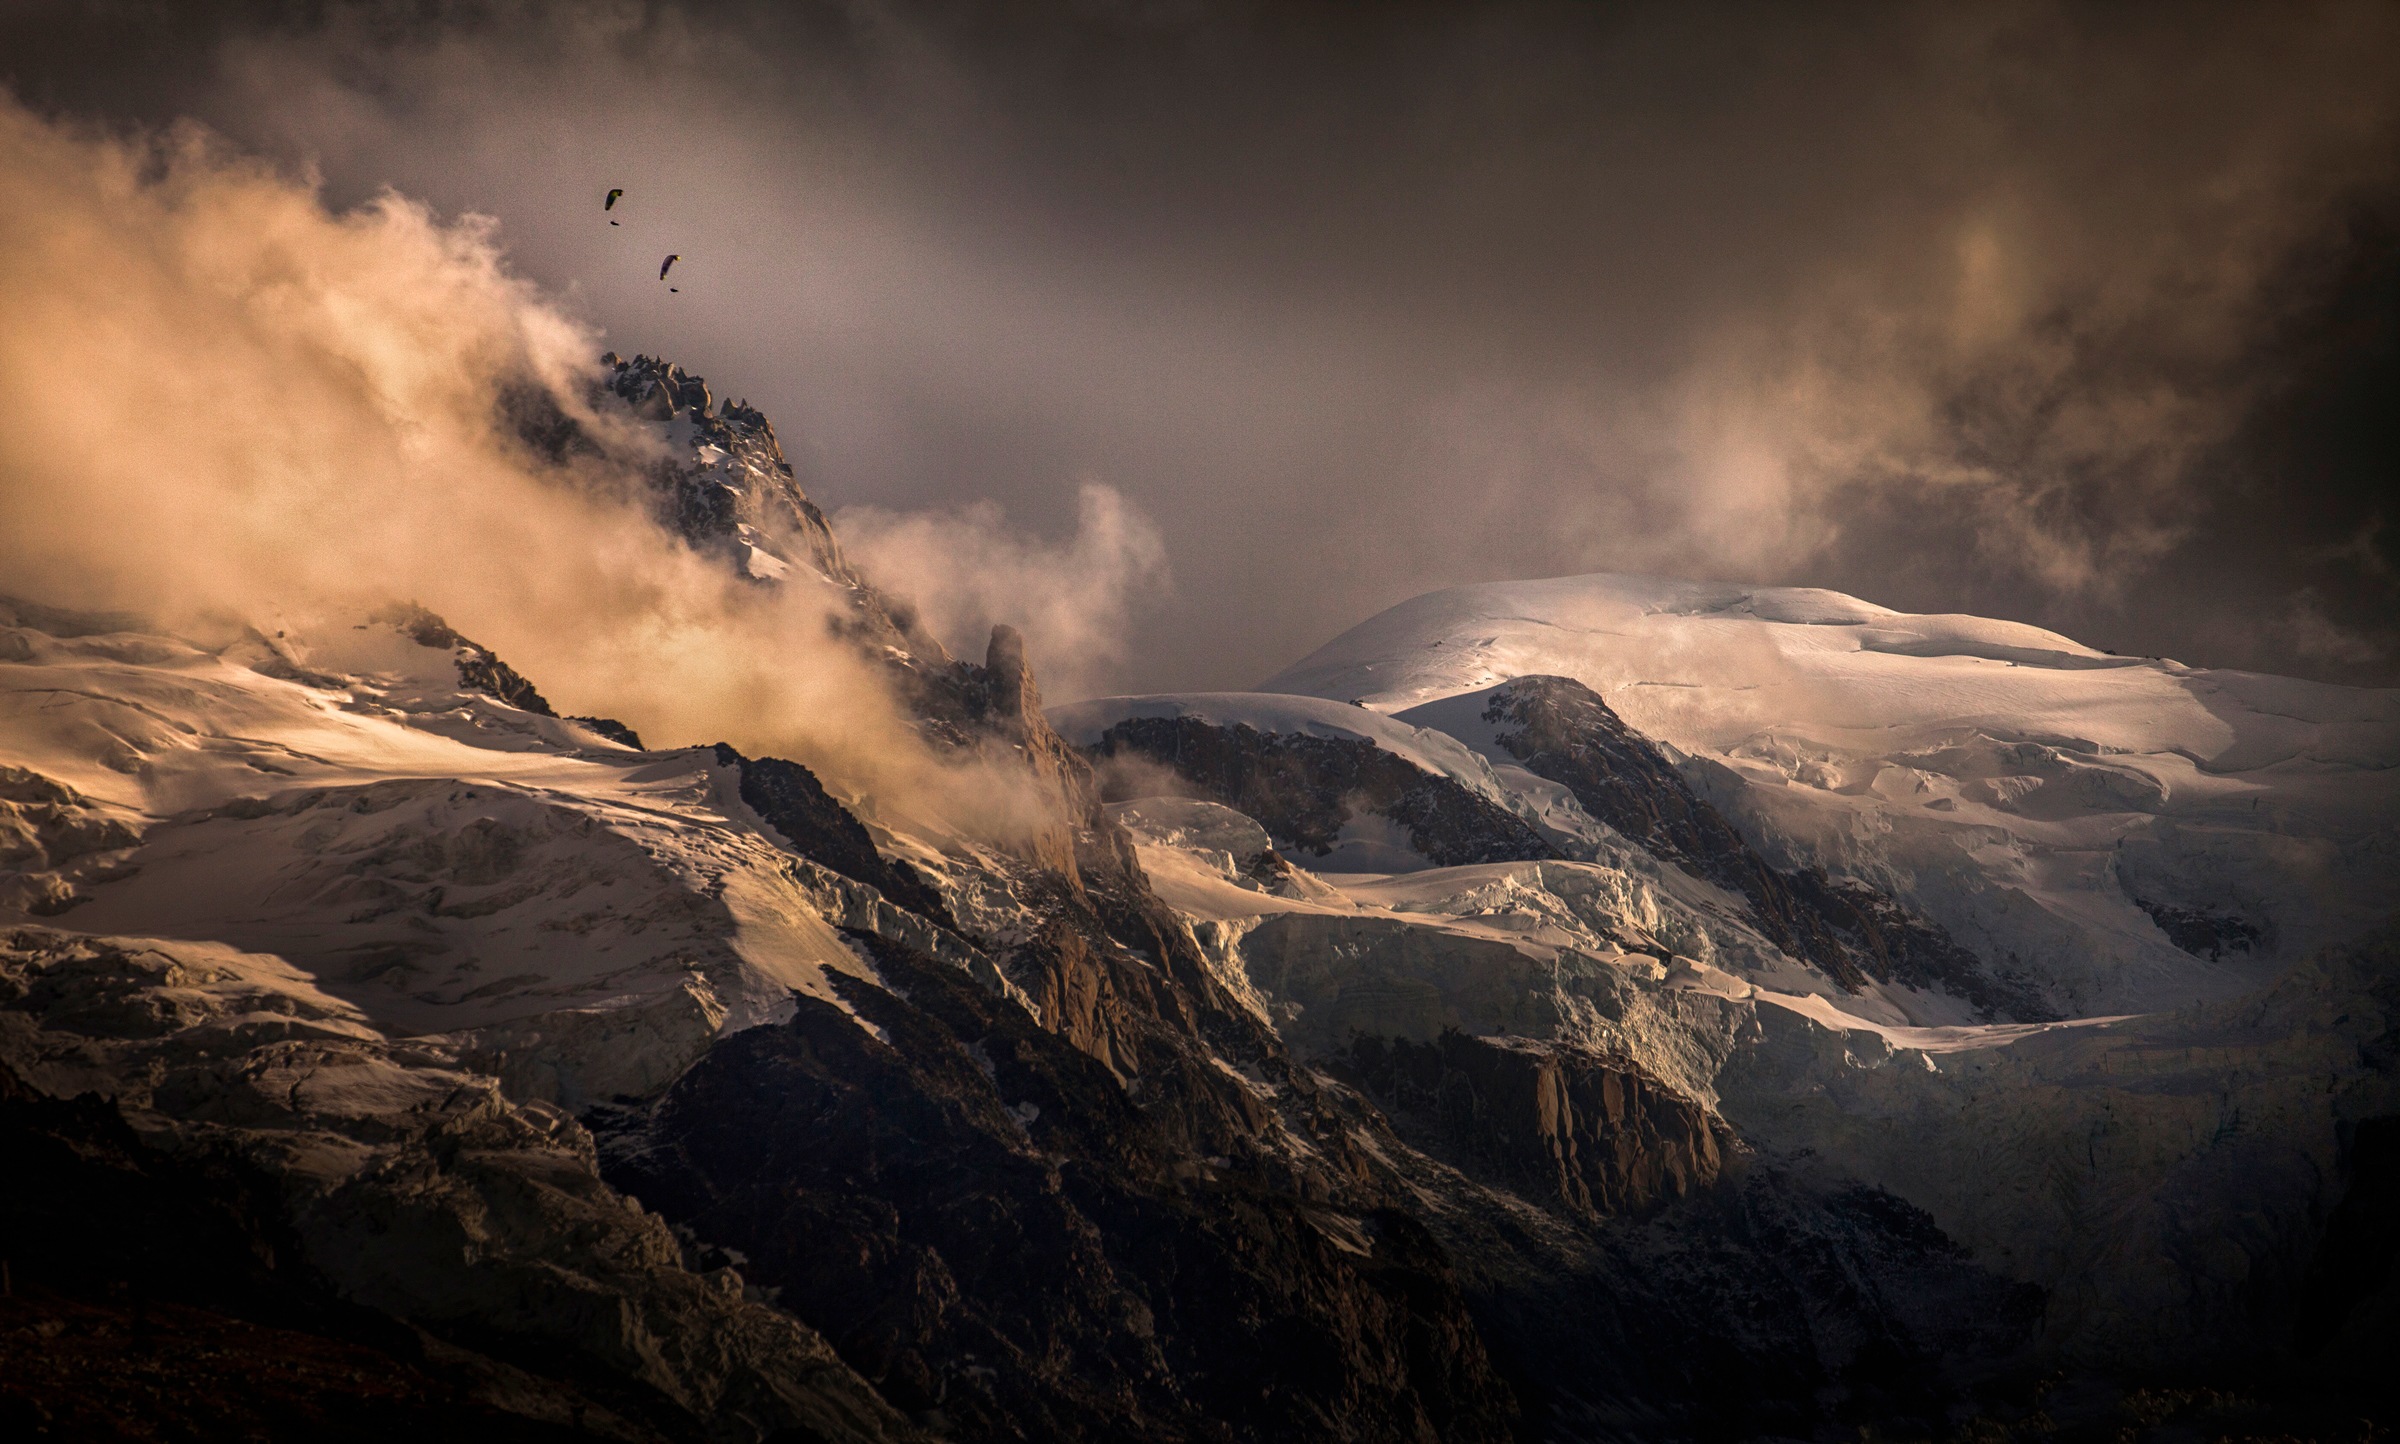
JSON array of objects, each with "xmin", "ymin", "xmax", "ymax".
[
  {"xmin": 1260, "ymin": 573, "xmax": 2400, "ymax": 1014},
  {"xmin": 0, "ymin": 601, "xmax": 884, "ymax": 1100}
]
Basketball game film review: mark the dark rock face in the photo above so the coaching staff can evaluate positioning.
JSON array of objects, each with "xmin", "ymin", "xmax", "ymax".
[
  {"xmin": 1411, "ymin": 1160, "xmax": 2050, "ymax": 1441},
  {"xmin": 600, "ymin": 584, "xmax": 1529, "ymax": 1438},
  {"xmin": 1480, "ymin": 676, "xmax": 2045, "ymax": 1019},
  {"xmin": 940, "ymin": 625, "xmax": 1094, "ymax": 880},
  {"xmin": 2137, "ymin": 897, "xmax": 2264, "ymax": 961},
  {"xmin": 496, "ymin": 378, "xmax": 602, "ymax": 471},
  {"xmin": 599, "ymin": 359, "xmax": 914, "ymax": 620},
  {"xmin": 374, "ymin": 603, "xmax": 558, "ymax": 717},
  {"xmin": 0, "ymin": 1056, "xmax": 800, "ymax": 1443},
  {"xmin": 711, "ymin": 742, "xmax": 956, "ymax": 929},
  {"xmin": 1083, "ymin": 715, "xmax": 1556, "ymax": 869},
  {"xmin": 598, "ymin": 935, "xmax": 1520, "ymax": 1444},
  {"xmin": 2295, "ymin": 1112, "xmax": 2400, "ymax": 1380},
  {"xmin": 0, "ymin": 924, "xmax": 937, "ymax": 1444},
  {"xmin": 593, "ymin": 359, "xmax": 1105, "ymax": 785},
  {"xmin": 571, "ymin": 715, "xmax": 645, "ymax": 749},
  {"xmin": 1337, "ymin": 1030, "xmax": 1730, "ymax": 1221}
]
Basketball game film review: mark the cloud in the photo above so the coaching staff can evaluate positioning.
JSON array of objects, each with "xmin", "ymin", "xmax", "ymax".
[
  {"xmin": 9, "ymin": 0, "xmax": 2396, "ymax": 687},
  {"xmin": 836, "ymin": 481, "xmax": 1169, "ymax": 702},
  {"xmin": 0, "ymin": 94, "xmax": 1047, "ymax": 842},
  {"xmin": 1412, "ymin": 2, "xmax": 2398, "ymax": 609},
  {"xmin": 2276, "ymin": 589, "xmax": 2385, "ymax": 668}
]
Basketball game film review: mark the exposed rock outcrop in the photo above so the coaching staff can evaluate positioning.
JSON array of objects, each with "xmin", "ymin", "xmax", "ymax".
[
  {"xmin": 598, "ymin": 932, "xmax": 1520, "ymax": 1444},
  {"xmin": 594, "ymin": 355, "xmax": 941, "ymax": 669},
  {"xmin": 1083, "ymin": 714, "xmax": 1556, "ymax": 869},
  {"xmin": 1477, "ymin": 676, "xmax": 2042, "ymax": 1018},
  {"xmin": 1339, "ymin": 1029, "xmax": 1730, "ymax": 1220},
  {"xmin": 2136, "ymin": 896, "xmax": 2265, "ymax": 961},
  {"xmin": 373, "ymin": 603, "xmax": 559, "ymax": 717},
  {"xmin": 712, "ymin": 742, "xmax": 956, "ymax": 928},
  {"xmin": 572, "ymin": 715, "xmax": 645, "ymax": 749},
  {"xmin": 0, "ymin": 928, "xmax": 924, "ymax": 1444}
]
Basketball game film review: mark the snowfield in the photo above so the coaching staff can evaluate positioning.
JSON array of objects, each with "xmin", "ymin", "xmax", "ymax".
[{"xmin": 0, "ymin": 602, "xmax": 882, "ymax": 1102}]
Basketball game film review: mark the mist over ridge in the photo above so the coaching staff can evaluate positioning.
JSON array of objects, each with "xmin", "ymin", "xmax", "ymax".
[{"xmin": 0, "ymin": 95, "xmax": 1062, "ymax": 843}]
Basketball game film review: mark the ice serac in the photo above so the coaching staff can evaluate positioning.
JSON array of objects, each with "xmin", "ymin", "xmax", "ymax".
[{"xmin": 0, "ymin": 762, "xmax": 137, "ymax": 916}]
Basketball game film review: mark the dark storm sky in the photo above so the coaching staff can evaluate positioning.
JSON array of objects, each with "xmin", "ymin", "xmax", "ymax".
[{"xmin": 7, "ymin": 0, "xmax": 2397, "ymax": 695}]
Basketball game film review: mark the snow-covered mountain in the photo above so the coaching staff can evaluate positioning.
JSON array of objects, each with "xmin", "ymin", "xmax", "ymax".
[
  {"xmin": 1051, "ymin": 572, "xmax": 2400, "ymax": 1419},
  {"xmin": 6, "ymin": 367, "xmax": 2395, "ymax": 1441},
  {"xmin": 1256, "ymin": 572, "xmax": 2400, "ymax": 1015}
]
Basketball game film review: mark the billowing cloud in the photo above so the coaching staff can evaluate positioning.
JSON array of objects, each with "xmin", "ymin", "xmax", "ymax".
[
  {"xmin": 5, "ymin": 0, "xmax": 2398, "ymax": 686},
  {"xmin": 0, "ymin": 96, "xmax": 1046, "ymax": 842},
  {"xmin": 837, "ymin": 482, "xmax": 1168, "ymax": 702}
]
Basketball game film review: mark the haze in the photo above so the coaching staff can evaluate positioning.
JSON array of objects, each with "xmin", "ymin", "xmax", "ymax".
[{"xmin": 5, "ymin": 0, "xmax": 2396, "ymax": 696}]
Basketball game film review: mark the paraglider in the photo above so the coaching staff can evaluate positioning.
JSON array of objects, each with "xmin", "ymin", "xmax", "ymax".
[
  {"xmin": 605, "ymin": 187, "xmax": 623, "ymax": 224},
  {"xmin": 659, "ymin": 253, "xmax": 679, "ymax": 281}
]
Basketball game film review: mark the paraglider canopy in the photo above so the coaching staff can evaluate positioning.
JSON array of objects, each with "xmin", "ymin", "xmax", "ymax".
[
  {"xmin": 604, "ymin": 188, "xmax": 623, "ymax": 210},
  {"xmin": 658, "ymin": 253, "xmax": 679, "ymax": 280}
]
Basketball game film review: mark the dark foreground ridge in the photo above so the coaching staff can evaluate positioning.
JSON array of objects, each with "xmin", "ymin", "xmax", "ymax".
[
  {"xmin": 0, "ymin": 1045, "xmax": 915, "ymax": 1443},
  {"xmin": 597, "ymin": 931, "xmax": 1519, "ymax": 1444}
]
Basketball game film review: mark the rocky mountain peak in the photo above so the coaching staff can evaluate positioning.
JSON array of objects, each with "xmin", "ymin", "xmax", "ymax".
[{"xmin": 981, "ymin": 623, "xmax": 1038, "ymax": 734}]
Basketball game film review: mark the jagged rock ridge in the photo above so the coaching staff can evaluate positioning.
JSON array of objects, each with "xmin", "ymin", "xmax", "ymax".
[
  {"xmin": 0, "ymin": 927, "xmax": 923, "ymax": 1443},
  {"xmin": 712, "ymin": 742, "xmax": 956, "ymax": 928},
  {"xmin": 1083, "ymin": 714, "xmax": 1555, "ymax": 868},
  {"xmin": 1471, "ymin": 675, "xmax": 2044, "ymax": 1018},
  {"xmin": 598, "ymin": 931, "xmax": 1519, "ymax": 1444}
]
